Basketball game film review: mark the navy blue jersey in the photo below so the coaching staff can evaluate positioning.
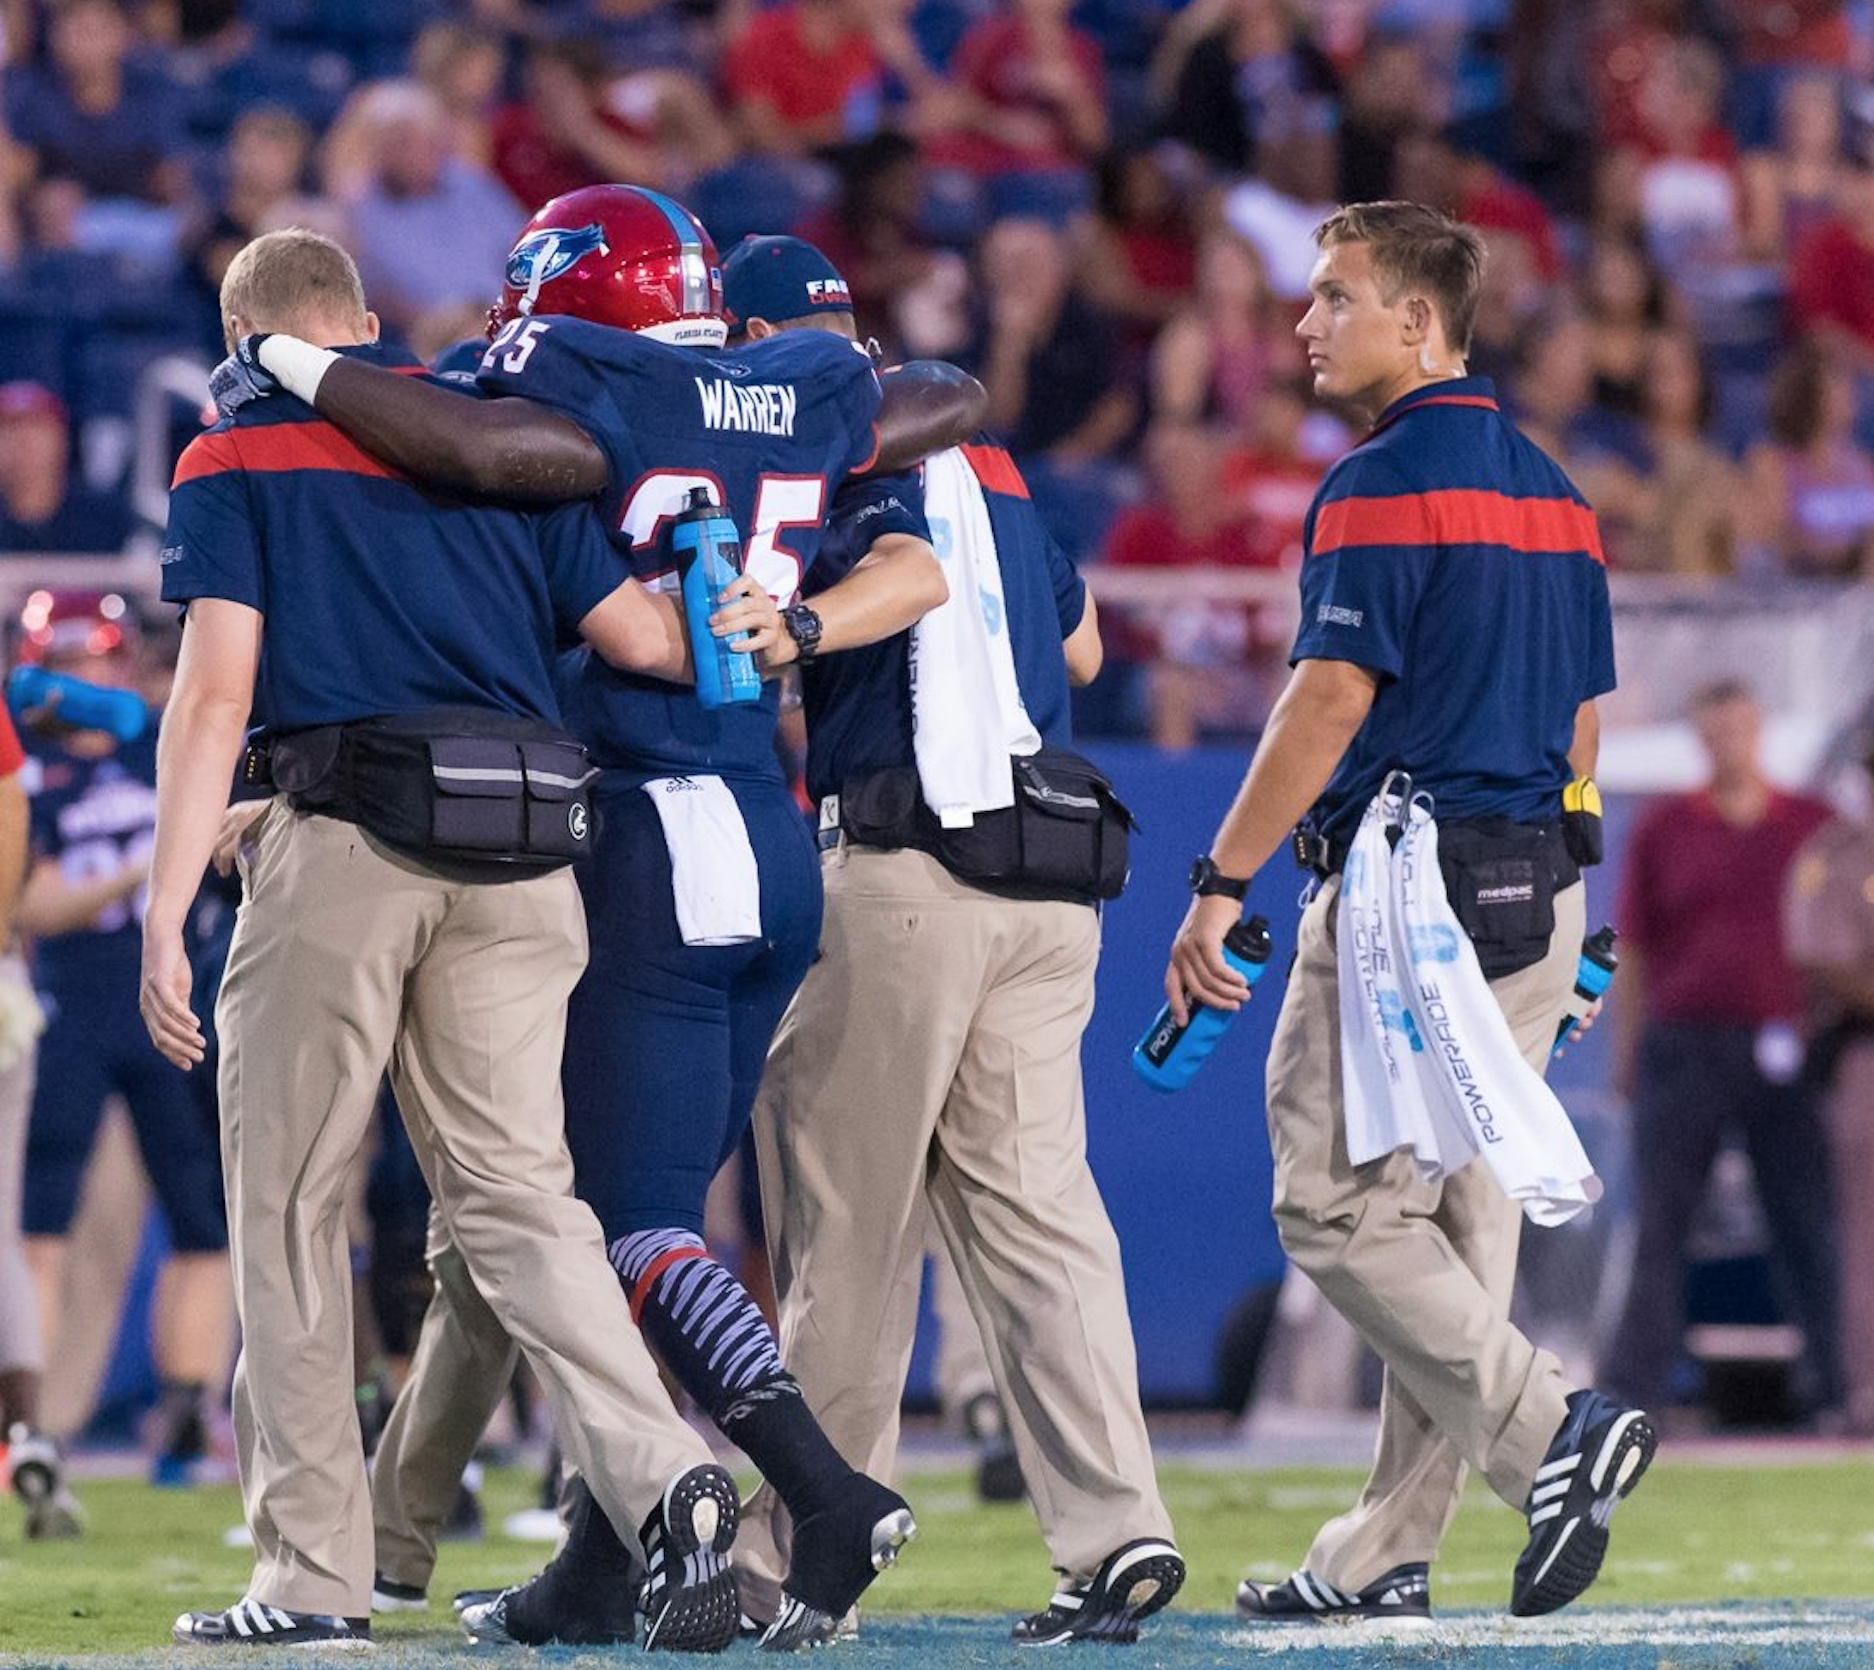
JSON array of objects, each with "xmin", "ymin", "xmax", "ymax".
[
  {"xmin": 161, "ymin": 343, "xmax": 620, "ymax": 732},
  {"xmin": 801, "ymin": 443, "xmax": 1085, "ymax": 805},
  {"xmin": 477, "ymin": 316, "xmax": 882, "ymax": 783},
  {"xmin": 1291, "ymin": 378, "xmax": 1616, "ymax": 844},
  {"xmin": 23, "ymin": 729, "xmax": 157, "ymax": 987}
]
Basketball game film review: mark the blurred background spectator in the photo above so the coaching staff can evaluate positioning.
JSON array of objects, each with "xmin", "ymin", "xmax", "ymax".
[
  {"xmin": 333, "ymin": 80, "xmax": 521, "ymax": 338},
  {"xmin": 1742, "ymin": 341, "xmax": 1874, "ymax": 579},
  {"xmin": 1606, "ymin": 679, "xmax": 1843, "ymax": 1427},
  {"xmin": 0, "ymin": 0, "xmax": 1867, "ymax": 735},
  {"xmin": 0, "ymin": 384, "xmax": 128, "ymax": 554}
]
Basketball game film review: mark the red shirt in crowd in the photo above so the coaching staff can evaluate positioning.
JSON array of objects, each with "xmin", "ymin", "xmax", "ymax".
[
  {"xmin": 490, "ymin": 100, "xmax": 653, "ymax": 212},
  {"xmin": 1221, "ymin": 449, "xmax": 1325, "ymax": 571},
  {"xmin": 1460, "ymin": 170, "xmax": 1562, "ymax": 281},
  {"xmin": 1788, "ymin": 218, "xmax": 1874, "ymax": 351},
  {"xmin": 1620, "ymin": 787, "xmax": 1835, "ymax": 1024},
  {"xmin": 723, "ymin": 4, "xmax": 882, "ymax": 141},
  {"xmin": 0, "ymin": 706, "xmax": 21, "ymax": 778},
  {"xmin": 1738, "ymin": 0, "xmax": 1851, "ymax": 66},
  {"xmin": 929, "ymin": 14, "xmax": 1106, "ymax": 175}
]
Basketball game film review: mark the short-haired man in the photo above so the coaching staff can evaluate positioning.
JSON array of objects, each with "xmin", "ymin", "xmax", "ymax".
[
  {"xmin": 143, "ymin": 228, "xmax": 776, "ymax": 1650},
  {"xmin": 1163, "ymin": 201, "xmax": 1647, "ymax": 1623},
  {"xmin": 722, "ymin": 236, "xmax": 1186, "ymax": 1648}
]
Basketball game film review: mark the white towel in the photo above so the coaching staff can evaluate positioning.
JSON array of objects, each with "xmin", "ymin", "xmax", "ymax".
[
  {"xmin": 1337, "ymin": 776, "xmax": 1601, "ymax": 1227},
  {"xmin": 640, "ymin": 776, "xmax": 761, "ymax": 946},
  {"xmin": 910, "ymin": 447, "xmax": 1042, "ymax": 828}
]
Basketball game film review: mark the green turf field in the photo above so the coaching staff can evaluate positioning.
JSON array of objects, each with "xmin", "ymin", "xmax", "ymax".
[{"xmin": 3, "ymin": 1460, "xmax": 1873, "ymax": 1665}]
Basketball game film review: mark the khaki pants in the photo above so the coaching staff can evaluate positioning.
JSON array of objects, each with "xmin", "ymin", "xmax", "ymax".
[
  {"xmin": 739, "ymin": 844, "xmax": 1172, "ymax": 1609},
  {"xmin": 370, "ymin": 1210, "xmax": 519, "ymax": 1591},
  {"xmin": 219, "ymin": 806, "xmax": 706, "ymax": 1617},
  {"xmin": 1269, "ymin": 874, "xmax": 1582, "ymax": 1592}
]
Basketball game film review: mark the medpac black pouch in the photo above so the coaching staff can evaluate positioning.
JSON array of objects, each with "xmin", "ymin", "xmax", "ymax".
[
  {"xmin": 272, "ymin": 708, "xmax": 597, "ymax": 870},
  {"xmin": 1000, "ymin": 748, "xmax": 1136, "ymax": 900},
  {"xmin": 839, "ymin": 748, "xmax": 1136, "ymax": 902},
  {"xmin": 1437, "ymin": 818, "xmax": 1567, "ymax": 980}
]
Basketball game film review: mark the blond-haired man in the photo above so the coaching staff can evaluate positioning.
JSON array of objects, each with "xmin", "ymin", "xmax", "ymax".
[{"xmin": 141, "ymin": 228, "xmax": 778, "ymax": 1650}]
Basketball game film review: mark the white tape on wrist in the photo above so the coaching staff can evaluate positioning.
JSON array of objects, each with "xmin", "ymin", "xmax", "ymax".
[{"xmin": 256, "ymin": 336, "xmax": 341, "ymax": 404}]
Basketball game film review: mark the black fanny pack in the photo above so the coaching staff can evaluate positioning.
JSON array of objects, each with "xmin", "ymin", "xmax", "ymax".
[
  {"xmin": 1435, "ymin": 818, "xmax": 1579, "ymax": 981},
  {"xmin": 250, "ymin": 708, "xmax": 597, "ymax": 870},
  {"xmin": 838, "ymin": 748, "xmax": 1136, "ymax": 902}
]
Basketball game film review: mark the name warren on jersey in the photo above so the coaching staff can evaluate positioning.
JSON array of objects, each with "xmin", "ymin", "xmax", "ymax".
[{"xmin": 477, "ymin": 313, "xmax": 881, "ymax": 783}]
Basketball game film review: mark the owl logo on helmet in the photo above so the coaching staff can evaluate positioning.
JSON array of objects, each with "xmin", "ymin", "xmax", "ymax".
[
  {"xmin": 505, "ymin": 222, "xmax": 609, "ymax": 300},
  {"xmin": 489, "ymin": 185, "xmax": 727, "ymax": 348}
]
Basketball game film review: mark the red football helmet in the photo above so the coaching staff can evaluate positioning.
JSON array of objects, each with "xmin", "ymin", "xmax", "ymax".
[{"xmin": 489, "ymin": 184, "xmax": 726, "ymax": 348}]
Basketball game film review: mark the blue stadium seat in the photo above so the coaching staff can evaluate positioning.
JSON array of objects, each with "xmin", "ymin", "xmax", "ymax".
[{"xmin": 179, "ymin": 43, "xmax": 357, "ymax": 141}]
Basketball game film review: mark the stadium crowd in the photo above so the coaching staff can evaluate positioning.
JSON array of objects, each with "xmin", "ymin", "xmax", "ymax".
[
  {"xmin": 1, "ymin": 0, "xmax": 1874, "ymax": 743},
  {"xmin": 0, "ymin": 0, "xmax": 1872, "ymax": 1650}
]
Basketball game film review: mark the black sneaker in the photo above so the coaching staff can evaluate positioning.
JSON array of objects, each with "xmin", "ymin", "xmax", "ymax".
[
  {"xmin": 172, "ymin": 1599, "xmax": 371, "ymax": 1648},
  {"xmin": 1237, "ymin": 1563, "xmax": 1431, "ymax": 1624},
  {"xmin": 1511, "ymin": 1389, "xmax": 1656, "ymax": 1618},
  {"xmin": 759, "ymin": 1476, "xmax": 917, "ymax": 1651},
  {"xmin": 369, "ymin": 1575, "xmax": 428, "ymax": 1614},
  {"xmin": 640, "ymin": 1463, "xmax": 741, "ymax": 1652},
  {"xmin": 1012, "ymin": 1539, "xmax": 1185, "ymax": 1645},
  {"xmin": 452, "ymin": 1588, "xmax": 502, "ymax": 1614},
  {"xmin": 459, "ymin": 1477, "xmax": 641, "ymax": 1646},
  {"xmin": 963, "ymin": 1395, "xmax": 1026, "ymax": 1505}
]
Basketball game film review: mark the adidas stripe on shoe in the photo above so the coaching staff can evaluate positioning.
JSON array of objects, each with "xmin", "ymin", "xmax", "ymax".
[
  {"xmin": 1236, "ymin": 1562, "xmax": 1431, "ymax": 1625},
  {"xmin": 1511, "ymin": 1388, "xmax": 1656, "ymax": 1618},
  {"xmin": 172, "ymin": 1598, "xmax": 371, "ymax": 1648},
  {"xmin": 640, "ymin": 1463, "xmax": 741, "ymax": 1652},
  {"xmin": 1012, "ymin": 1538, "xmax": 1185, "ymax": 1646}
]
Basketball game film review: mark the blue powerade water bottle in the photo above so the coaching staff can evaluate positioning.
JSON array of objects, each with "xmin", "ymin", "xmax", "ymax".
[
  {"xmin": 672, "ymin": 485, "xmax": 762, "ymax": 710},
  {"xmin": 5, "ymin": 665, "xmax": 149, "ymax": 742},
  {"xmin": 1552, "ymin": 924, "xmax": 1618, "ymax": 1055},
  {"xmin": 1132, "ymin": 915, "xmax": 1273, "ymax": 1092}
]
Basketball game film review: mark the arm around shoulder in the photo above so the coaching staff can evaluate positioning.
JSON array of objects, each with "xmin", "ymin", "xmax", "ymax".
[{"xmin": 873, "ymin": 361, "xmax": 989, "ymax": 474}]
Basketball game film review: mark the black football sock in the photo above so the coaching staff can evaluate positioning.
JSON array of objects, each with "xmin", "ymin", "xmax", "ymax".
[{"xmin": 612, "ymin": 1228, "xmax": 853, "ymax": 1520}]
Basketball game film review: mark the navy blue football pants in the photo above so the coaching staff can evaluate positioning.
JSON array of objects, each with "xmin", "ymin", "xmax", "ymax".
[
  {"xmin": 25, "ymin": 972, "xmax": 226, "ymax": 1251},
  {"xmin": 562, "ymin": 776, "xmax": 821, "ymax": 1239}
]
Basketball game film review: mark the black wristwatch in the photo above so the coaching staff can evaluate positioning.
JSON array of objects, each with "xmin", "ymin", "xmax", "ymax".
[
  {"xmin": 1189, "ymin": 854, "xmax": 1250, "ymax": 900},
  {"xmin": 781, "ymin": 602, "xmax": 823, "ymax": 665}
]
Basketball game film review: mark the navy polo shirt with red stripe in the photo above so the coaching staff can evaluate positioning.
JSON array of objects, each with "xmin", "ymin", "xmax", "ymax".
[
  {"xmin": 159, "ymin": 343, "xmax": 620, "ymax": 732},
  {"xmin": 799, "ymin": 440, "xmax": 1085, "ymax": 805},
  {"xmin": 1294, "ymin": 376, "xmax": 1615, "ymax": 843}
]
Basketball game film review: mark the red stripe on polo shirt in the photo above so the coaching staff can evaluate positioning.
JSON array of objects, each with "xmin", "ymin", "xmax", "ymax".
[
  {"xmin": 172, "ymin": 421, "xmax": 406, "ymax": 488},
  {"xmin": 1312, "ymin": 489, "xmax": 1605, "ymax": 563},
  {"xmin": 960, "ymin": 443, "xmax": 1030, "ymax": 500}
]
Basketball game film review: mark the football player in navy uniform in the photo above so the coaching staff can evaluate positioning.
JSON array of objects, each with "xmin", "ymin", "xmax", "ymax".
[
  {"xmin": 15, "ymin": 594, "xmax": 230, "ymax": 1507},
  {"xmin": 212, "ymin": 190, "xmax": 975, "ymax": 1650}
]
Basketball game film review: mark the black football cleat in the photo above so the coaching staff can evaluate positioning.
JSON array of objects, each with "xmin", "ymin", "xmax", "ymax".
[
  {"xmin": 1012, "ymin": 1538, "xmax": 1184, "ymax": 1646},
  {"xmin": 459, "ymin": 1475, "xmax": 641, "ymax": 1646},
  {"xmin": 759, "ymin": 1475, "xmax": 916, "ymax": 1651},
  {"xmin": 1511, "ymin": 1388, "xmax": 1656, "ymax": 1617},
  {"xmin": 1236, "ymin": 1562, "xmax": 1431, "ymax": 1624}
]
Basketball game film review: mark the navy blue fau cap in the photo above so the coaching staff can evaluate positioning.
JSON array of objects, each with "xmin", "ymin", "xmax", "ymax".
[{"xmin": 720, "ymin": 235, "xmax": 854, "ymax": 336}]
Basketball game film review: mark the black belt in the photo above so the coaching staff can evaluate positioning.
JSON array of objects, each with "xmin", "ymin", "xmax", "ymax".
[{"xmin": 1292, "ymin": 826, "xmax": 1350, "ymax": 880}]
